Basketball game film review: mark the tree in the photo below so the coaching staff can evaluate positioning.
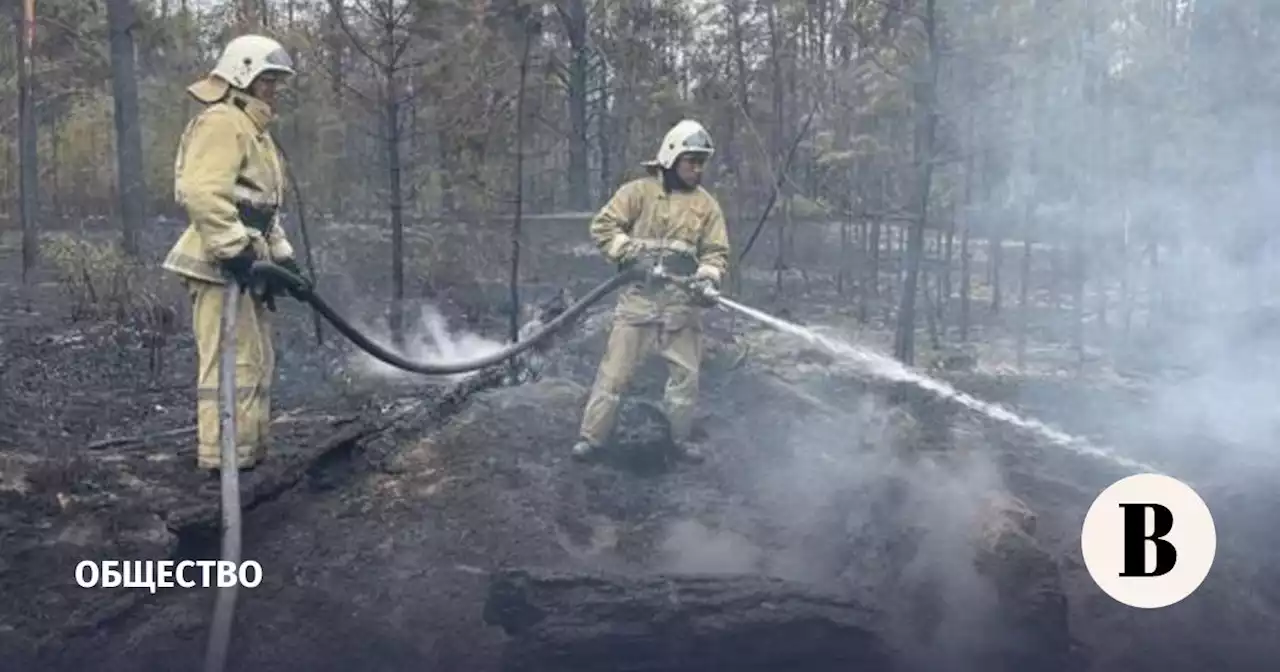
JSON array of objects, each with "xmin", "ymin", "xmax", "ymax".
[
  {"xmin": 106, "ymin": 0, "xmax": 147, "ymax": 256},
  {"xmin": 553, "ymin": 0, "xmax": 590, "ymax": 211},
  {"xmin": 14, "ymin": 0, "xmax": 39, "ymax": 291},
  {"xmin": 500, "ymin": 0, "xmax": 541, "ymax": 343},
  {"xmin": 892, "ymin": 0, "xmax": 941, "ymax": 365},
  {"xmin": 330, "ymin": 0, "xmax": 437, "ymax": 346},
  {"xmin": 2, "ymin": 0, "xmax": 1276, "ymax": 382}
]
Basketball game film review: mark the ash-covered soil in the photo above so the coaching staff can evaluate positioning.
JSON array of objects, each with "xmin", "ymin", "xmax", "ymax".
[
  {"xmin": 24, "ymin": 320, "xmax": 1061, "ymax": 672},
  {"xmin": 3, "ymin": 219, "xmax": 1280, "ymax": 672},
  {"xmin": 19, "ymin": 308, "xmax": 1280, "ymax": 672}
]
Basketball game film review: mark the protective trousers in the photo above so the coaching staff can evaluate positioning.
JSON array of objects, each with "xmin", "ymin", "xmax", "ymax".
[
  {"xmin": 188, "ymin": 278, "xmax": 275, "ymax": 470},
  {"xmin": 578, "ymin": 318, "xmax": 702, "ymax": 448}
]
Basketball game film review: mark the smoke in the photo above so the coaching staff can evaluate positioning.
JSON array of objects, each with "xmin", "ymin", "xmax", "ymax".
[
  {"xmin": 1051, "ymin": 152, "xmax": 1280, "ymax": 494},
  {"xmin": 344, "ymin": 304, "xmax": 509, "ymax": 384},
  {"xmin": 778, "ymin": 396, "xmax": 1003, "ymax": 662},
  {"xmin": 635, "ymin": 6, "xmax": 1280, "ymax": 669},
  {"xmin": 952, "ymin": 40, "xmax": 1280, "ymax": 662},
  {"xmin": 656, "ymin": 519, "xmax": 762, "ymax": 575},
  {"xmin": 1122, "ymin": 272, "xmax": 1280, "ymax": 477},
  {"xmin": 654, "ymin": 387, "xmax": 1007, "ymax": 668},
  {"xmin": 1039, "ymin": 158, "xmax": 1280, "ymax": 669}
]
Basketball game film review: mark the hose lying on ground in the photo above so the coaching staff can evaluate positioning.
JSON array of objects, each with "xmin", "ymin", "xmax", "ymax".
[
  {"xmin": 251, "ymin": 260, "xmax": 644, "ymax": 375},
  {"xmin": 204, "ymin": 280, "xmax": 243, "ymax": 672},
  {"xmin": 199, "ymin": 264, "xmax": 643, "ymax": 672}
]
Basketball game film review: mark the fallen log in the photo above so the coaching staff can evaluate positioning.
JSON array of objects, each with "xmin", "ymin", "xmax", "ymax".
[
  {"xmin": 163, "ymin": 366, "xmax": 508, "ymax": 533},
  {"xmin": 23, "ymin": 366, "xmax": 513, "ymax": 658},
  {"xmin": 484, "ymin": 567, "xmax": 898, "ymax": 672},
  {"xmin": 85, "ymin": 411, "xmax": 359, "ymax": 450}
]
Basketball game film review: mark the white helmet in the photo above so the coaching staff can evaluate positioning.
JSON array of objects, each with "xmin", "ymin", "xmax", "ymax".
[
  {"xmin": 210, "ymin": 34, "xmax": 295, "ymax": 89},
  {"xmin": 645, "ymin": 120, "xmax": 715, "ymax": 170}
]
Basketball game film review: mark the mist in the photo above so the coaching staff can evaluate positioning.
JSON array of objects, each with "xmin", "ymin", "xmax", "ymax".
[
  {"xmin": 648, "ymin": 1, "xmax": 1280, "ymax": 647},
  {"xmin": 908, "ymin": 0, "xmax": 1280, "ymax": 487},
  {"xmin": 344, "ymin": 304, "xmax": 509, "ymax": 384},
  {"xmin": 644, "ymin": 3, "xmax": 1280, "ymax": 666},
  {"xmin": 653, "ymin": 384, "xmax": 1009, "ymax": 667}
]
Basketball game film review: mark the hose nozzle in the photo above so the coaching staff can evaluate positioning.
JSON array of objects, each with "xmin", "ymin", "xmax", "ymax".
[{"xmin": 656, "ymin": 271, "xmax": 721, "ymax": 306}]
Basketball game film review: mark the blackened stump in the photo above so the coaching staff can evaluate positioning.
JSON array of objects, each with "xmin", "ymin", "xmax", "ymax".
[{"xmin": 483, "ymin": 567, "xmax": 898, "ymax": 672}]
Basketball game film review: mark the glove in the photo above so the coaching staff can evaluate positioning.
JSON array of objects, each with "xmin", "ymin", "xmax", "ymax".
[
  {"xmin": 617, "ymin": 243, "xmax": 657, "ymax": 278},
  {"xmin": 221, "ymin": 246, "xmax": 257, "ymax": 290},
  {"xmin": 260, "ymin": 286, "xmax": 278, "ymax": 312},
  {"xmin": 276, "ymin": 256, "xmax": 305, "ymax": 281},
  {"xmin": 687, "ymin": 276, "xmax": 720, "ymax": 307},
  {"xmin": 274, "ymin": 257, "xmax": 312, "ymax": 298}
]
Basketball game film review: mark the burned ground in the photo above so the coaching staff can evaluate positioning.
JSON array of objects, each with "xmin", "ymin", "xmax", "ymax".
[{"xmin": 2, "ymin": 219, "xmax": 1279, "ymax": 672}]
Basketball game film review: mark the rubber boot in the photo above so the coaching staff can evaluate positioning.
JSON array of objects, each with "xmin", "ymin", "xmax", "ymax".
[
  {"xmin": 672, "ymin": 439, "xmax": 706, "ymax": 464},
  {"xmin": 202, "ymin": 462, "xmax": 259, "ymax": 480},
  {"xmin": 571, "ymin": 440, "xmax": 600, "ymax": 462}
]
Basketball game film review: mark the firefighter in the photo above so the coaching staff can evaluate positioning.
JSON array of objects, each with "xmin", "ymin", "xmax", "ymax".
[
  {"xmin": 163, "ymin": 34, "xmax": 307, "ymax": 472},
  {"xmin": 572, "ymin": 120, "xmax": 731, "ymax": 463}
]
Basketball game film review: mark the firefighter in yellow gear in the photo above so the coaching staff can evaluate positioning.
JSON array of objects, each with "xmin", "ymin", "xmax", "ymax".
[
  {"xmin": 573, "ymin": 120, "xmax": 731, "ymax": 463},
  {"xmin": 163, "ymin": 34, "xmax": 307, "ymax": 472}
]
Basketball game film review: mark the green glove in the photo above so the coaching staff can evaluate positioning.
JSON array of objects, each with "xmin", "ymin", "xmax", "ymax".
[
  {"xmin": 276, "ymin": 257, "xmax": 306, "ymax": 281},
  {"xmin": 274, "ymin": 257, "xmax": 312, "ymax": 298},
  {"xmin": 221, "ymin": 246, "xmax": 257, "ymax": 290}
]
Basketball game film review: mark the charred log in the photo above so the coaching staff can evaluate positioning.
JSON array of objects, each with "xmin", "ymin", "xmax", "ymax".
[
  {"xmin": 973, "ymin": 494, "xmax": 1080, "ymax": 671},
  {"xmin": 483, "ymin": 567, "xmax": 898, "ymax": 672}
]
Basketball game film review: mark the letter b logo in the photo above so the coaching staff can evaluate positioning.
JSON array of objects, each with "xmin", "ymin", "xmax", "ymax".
[
  {"xmin": 1081, "ymin": 473, "xmax": 1216, "ymax": 609},
  {"xmin": 1117, "ymin": 502, "xmax": 1177, "ymax": 577}
]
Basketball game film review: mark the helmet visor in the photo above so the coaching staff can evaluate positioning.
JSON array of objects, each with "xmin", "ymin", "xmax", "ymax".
[
  {"xmin": 264, "ymin": 46, "xmax": 295, "ymax": 73},
  {"xmin": 683, "ymin": 129, "xmax": 713, "ymax": 151}
]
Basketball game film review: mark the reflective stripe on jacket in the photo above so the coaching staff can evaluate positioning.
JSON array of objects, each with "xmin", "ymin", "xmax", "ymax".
[{"xmin": 163, "ymin": 90, "xmax": 294, "ymax": 284}]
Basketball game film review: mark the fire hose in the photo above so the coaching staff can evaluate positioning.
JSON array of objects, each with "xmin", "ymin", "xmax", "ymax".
[
  {"xmin": 202, "ymin": 259, "xmax": 706, "ymax": 672},
  {"xmin": 249, "ymin": 259, "xmax": 653, "ymax": 374},
  {"xmin": 204, "ymin": 279, "xmax": 242, "ymax": 672}
]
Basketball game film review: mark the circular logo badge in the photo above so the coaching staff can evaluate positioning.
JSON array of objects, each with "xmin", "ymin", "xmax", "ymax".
[{"xmin": 1080, "ymin": 473, "xmax": 1217, "ymax": 609}]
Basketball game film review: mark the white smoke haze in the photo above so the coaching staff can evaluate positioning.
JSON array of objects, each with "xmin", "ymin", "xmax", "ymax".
[
  {"xmin": 655, "ymin": 385, "xmax": 1006, "ymax": 666},
  {"xmin": 656, "ymin": 144, "xmax": 1280, "ymax": 669},
  {"xmin": 345, "ymin": 304, "xmax": 509, "ymax": 384},
  {"xmin": 644, "ymin": 142, "xmax": 1280, "ymax": 663},
  {"xmin": 1097, "ymin": 170, "xmax": 1280, "ymax": 489},
  {"xmin": 657, "ymin": 519, "xmax": 763, "ymax": 575},
  {"xmin": 585, "ymin": 5, "xmax": 1280, "ymax": 669}
]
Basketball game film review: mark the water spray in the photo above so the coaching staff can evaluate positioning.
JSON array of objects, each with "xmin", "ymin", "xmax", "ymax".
[
  {"xmin": 202, "ymin": 259, "xmax": 1157, "ymax": 671},
  {"xmin": 672, "ymin": 274, "xmax": 1162, "ymax": 476}
]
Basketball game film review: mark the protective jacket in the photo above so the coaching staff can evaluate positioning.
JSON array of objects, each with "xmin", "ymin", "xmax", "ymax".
[
  {"xmin": 589, "ymin": 176, "xmax": 730, "ymax": 329},
  {"xmin": 163, "ymin": 85, "xmax": 294, "ymax": 285}
]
